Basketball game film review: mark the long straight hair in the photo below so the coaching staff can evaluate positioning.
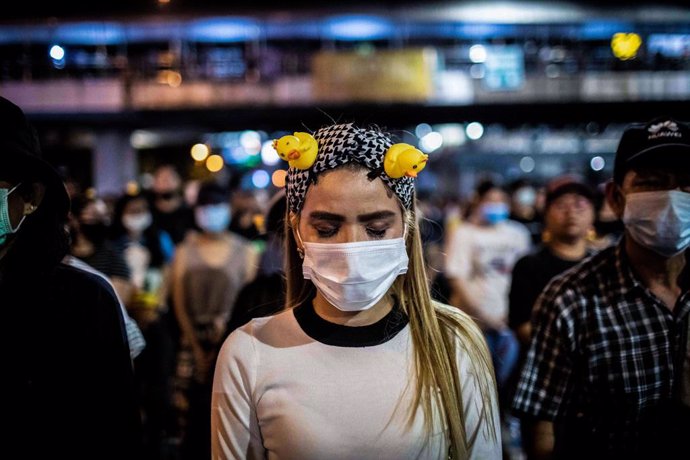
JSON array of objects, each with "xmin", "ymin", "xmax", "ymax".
[{"xmin": 284, "ymin": 171, "xmax": 497, "ymax": 457}]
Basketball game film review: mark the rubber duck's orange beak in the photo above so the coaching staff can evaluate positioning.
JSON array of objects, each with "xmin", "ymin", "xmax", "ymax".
[
  {"xmin": 406, "ymin": 171, "xmax": 418, "ymax": 178},
  {"xmin": 288, "ymin": 150, "xmax": 301, "ymax": 160}
]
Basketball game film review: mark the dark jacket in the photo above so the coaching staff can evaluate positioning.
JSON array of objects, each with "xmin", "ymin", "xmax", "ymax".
[{"xmin": 1, "ymin": 263, "xmax": 143, "ymax": 459}]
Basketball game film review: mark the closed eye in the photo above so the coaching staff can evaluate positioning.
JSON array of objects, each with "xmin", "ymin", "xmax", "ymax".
[
  {"xmin": 314, "ymin": 225, "xmax": 339, "ymax": 238},
  {"xmin": 366, "ymin": 227, "xmax": 388, "ymax": 239}
]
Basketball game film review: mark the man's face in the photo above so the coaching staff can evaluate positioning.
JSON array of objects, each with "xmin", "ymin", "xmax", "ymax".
[{"xmin": 608, "ymin": 167, "xmax": 690, "ymax": 218}]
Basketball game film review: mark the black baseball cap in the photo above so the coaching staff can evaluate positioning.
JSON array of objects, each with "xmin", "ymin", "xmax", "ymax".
[
  {"xmin": 613, "ymin": 116, "xmax": 690, "ymax": 184},
  {"xmin": 544, "ymin": 175, "xmax": 595, "ymax": 209},
  {"xmin": 0, "ymin": 96, "xmax": 71, "ymax": 217}
]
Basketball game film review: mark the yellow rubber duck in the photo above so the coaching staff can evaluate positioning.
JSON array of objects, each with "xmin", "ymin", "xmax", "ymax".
[
  {"xmin": 272, "ymin": 132, "xmax": 318, "ymax": 170},
  {"xmin": 384, "ymin": 143, "xmax": 428, "ymax": 179}
]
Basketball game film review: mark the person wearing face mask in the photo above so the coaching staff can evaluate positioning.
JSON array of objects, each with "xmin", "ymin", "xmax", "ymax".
[
  {"xmin": 149, "ymin": 164, "xmax": 196, "ymax": 245},
  {"xmin": 509, "ymin": 178, "xmax": 544, "ymax": 246},
  {"xmin": 445, "ymin": 179, "xmax": 531, "ymax": 421},
  {"xmin": 513, "ymin": 116, "xmax": 690, "ymax": 460},
  {"xmin": 69, "ymin": 193, "xmax": 134, "ymax": 307},
  {"xmin": 110, "ymin": 190, "xmax": 179, "ymax": 459},
  {"xmin": 170, "ymin": 180, "xmax": 259, "ymax": 460},
  {"xmin": 211, "ymin": 123, "xmax": 501, "ymax": 460},
  {"xmin": 0, "ymin": 96, "xmax": 143, "ymax": 457}
]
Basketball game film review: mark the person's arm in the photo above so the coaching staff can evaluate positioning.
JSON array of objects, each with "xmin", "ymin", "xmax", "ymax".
[
  {"xmin": 170, "ymin": 246, "xmax": 202, "ymax": 355},
  {"xmin": 211, "ymin": 326, "xmax": 265, "ymax": 460}
]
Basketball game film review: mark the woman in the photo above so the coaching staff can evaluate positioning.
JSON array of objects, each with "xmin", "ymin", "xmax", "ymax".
[
  {"xmin": 111, "ymin": 190, "xmax": 174, "ymax": 325},
  {"xmin": 171, "ymin": 180, "xmax": 259, "ymax": 459},
  {"xmin": 212, "ymin": 123, "xmax": 501, "ymax": 459},
  {"xmin": 0, "ymin": 96, "xmax": 142, "ymax": 457}
]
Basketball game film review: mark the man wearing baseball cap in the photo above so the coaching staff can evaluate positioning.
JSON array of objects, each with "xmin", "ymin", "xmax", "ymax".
[
  {"xmin": 513, "ymin": 116, "xmax": 690, "ymax": 459},
  {"xmin": 0, "ymin": 96, "xmax": 143, "ymax": 458}
]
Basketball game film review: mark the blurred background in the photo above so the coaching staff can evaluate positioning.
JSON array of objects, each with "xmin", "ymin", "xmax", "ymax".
[{"xmin": 2, "ymin": 0, "xmax": 689, "ymax": 202}]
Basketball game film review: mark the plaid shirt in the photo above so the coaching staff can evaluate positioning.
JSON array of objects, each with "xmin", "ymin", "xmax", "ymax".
[{"xmin": 513, "ymin": 241, "xmax": 690, "ymax": 455}]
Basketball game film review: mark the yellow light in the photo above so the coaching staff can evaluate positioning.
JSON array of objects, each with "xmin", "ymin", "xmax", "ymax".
[
  {"xmin": 611, "ymin": 32, "xmax": 642, "ymax": 60},
  {"xmin": 206, "ymin": 154, "xmax": 224, "ymax": 172},
  {"xmin": 272, "ymin": 169, "xmax": 287, "ymax": 188},
  {"xmin": 156, "ymin": 70, "xmax": 182, "ymax": 87},
  {"xmin": 190, "ymin": 143, "xmax": 210, "ymax": 161},
  {"xmin": 125, "ymin": 181, "xmax": 140, "ymax": 196},
  {"xmin": 166, "ymin": 71, "xmax": 182, "ymax": 87}
]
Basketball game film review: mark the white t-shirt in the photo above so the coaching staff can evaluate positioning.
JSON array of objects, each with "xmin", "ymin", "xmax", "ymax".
[
  {"xmin": 444, "ymin": 220, "xmax": 531, "ymax": 327},
  {"xmin": 211, "ymin": 302, "xmax": 501, "ymax": 460}
]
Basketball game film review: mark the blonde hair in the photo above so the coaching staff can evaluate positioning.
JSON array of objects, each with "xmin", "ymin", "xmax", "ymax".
[{"xmin": 284, "ymin": 168, "xmax": 498, "ymax": 457}]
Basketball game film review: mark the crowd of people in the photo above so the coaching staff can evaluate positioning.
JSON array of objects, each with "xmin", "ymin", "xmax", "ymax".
[{"xmin": 2, "ymin": 94, "xmax": 688, "ymax": 460}]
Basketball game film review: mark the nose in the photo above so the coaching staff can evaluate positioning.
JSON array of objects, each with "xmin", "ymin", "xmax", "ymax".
[{"xmin": 336, "ymin": 224, "xmax": 369, "ymax": 244}]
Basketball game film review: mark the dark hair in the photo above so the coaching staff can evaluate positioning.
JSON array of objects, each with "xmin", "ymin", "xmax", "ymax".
[
  {"xmin": 195, "ymin": 181, "xmax": 230, "ymax": 207},
  {"xmin": 475, "ymin": 179, "xmax": 504, "ymax": 199}
]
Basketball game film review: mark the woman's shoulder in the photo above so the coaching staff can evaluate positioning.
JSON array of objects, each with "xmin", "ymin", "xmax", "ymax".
[{"xmin": 228, "ymin": 307, "xmax": 294, "ymax": 341}]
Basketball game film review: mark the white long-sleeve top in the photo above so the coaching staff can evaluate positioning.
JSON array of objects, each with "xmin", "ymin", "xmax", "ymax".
[{"xmin": 211, "ymin": 301, "xmax": 501, "ymax": 460}]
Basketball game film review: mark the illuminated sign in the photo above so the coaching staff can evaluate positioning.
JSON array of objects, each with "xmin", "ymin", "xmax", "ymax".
[{"xmin": 611, "ymin": 32, "xmax": 642, "ymax": 60}]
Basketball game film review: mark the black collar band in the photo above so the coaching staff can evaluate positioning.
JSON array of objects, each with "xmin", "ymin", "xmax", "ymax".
[{"xmin": 293, "ymin": 297, "xmax": 409, "ymax": 347}]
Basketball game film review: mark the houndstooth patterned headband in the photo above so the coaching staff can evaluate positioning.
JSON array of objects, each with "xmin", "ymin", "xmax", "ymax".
[{"xmin": 285, "ymin": 123, "xmax": 415, "ymax": 214}]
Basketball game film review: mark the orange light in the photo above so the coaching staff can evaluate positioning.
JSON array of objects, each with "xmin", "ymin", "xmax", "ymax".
[
  {"xmin": 206, "ymin": 155, "xmax": 224, "ymax": 172},
  {"xmin": 272, "ymin": 169, "xmax": 287, "ymax": 188}
]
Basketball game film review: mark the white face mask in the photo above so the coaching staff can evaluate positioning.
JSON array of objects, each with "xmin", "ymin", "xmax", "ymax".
[
  {"xmin": 122, "ymin": 212, "xmax": 152, "ymax": 234},
  {"xmin": 302, "ymin": 238, "xmax": 409, "ymax": 312},
  {"xmin": 515, "ymin": 187, "xmax": 537, "ymax": 207},
  {"xmin": 623, "ymin": 190, "xmax": 690, "ymax": 257}
]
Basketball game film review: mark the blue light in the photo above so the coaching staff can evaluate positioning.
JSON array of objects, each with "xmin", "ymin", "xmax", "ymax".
[
  {"xmin": 323, "ymin": 15, "xmax": 394, "ymax": 41},
  {"xmin": 579, "ymin": 21, "xmax": 634, "ymax": 40},
  {"xmin": 186, "ymin": 17, "xmax": 260, "ymax": 43},
  {"xmin": 251, "ymin": 170, "xmax": 270, "ymax": 189},
  {"xmin": 53, "ymin": 22, "xmax": 125, "ymax": 45}
]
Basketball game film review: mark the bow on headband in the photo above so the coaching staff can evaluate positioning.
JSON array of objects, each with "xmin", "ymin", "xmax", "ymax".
[{"xmin": 274, "ymin": 123, "xmax": 428, "ymax": 214}]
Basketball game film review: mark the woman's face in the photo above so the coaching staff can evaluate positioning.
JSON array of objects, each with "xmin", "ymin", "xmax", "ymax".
[{"xmin": 297, "ymin": 168, "xmax": 405, "ymax": 244}]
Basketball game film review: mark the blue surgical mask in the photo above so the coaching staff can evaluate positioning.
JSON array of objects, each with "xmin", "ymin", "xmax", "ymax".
[
  {"xmin": 480, "ymin": 202, "xmax": 509, "ymax": 225},
  {"xmin": 623, "ymin": 190, "xmax": 690, "ymax": 257},
  {"xmin": 195, "ymin": 204, "xmax": 231, "ymax": 233},
  {"xmin": 0, "ymin": 183, "xmax": 24, "ymax": 246}
]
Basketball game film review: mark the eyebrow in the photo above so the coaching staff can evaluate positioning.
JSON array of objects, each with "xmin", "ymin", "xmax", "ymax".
[{"xmin": 307, "ymin": 210, "xmax": 397, "ymax": 223}]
